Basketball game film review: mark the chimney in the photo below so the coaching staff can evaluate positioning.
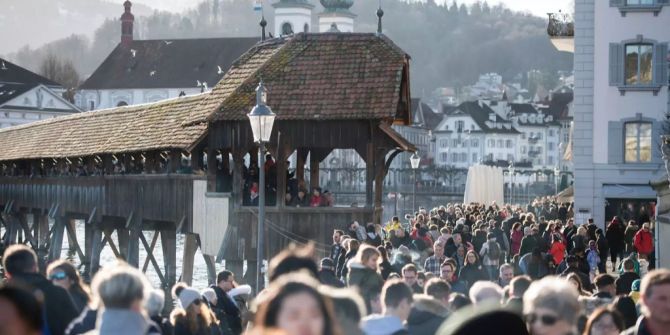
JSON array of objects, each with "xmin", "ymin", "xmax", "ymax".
[{"xmin": 121, "ymin": 0, "xmax": 134, "ymax": 48}]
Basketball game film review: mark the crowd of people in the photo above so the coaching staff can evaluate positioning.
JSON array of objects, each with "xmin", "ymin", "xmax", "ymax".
[{"xmin": 0, "ymin": 198, "xmax": 668, "ymax": 335}]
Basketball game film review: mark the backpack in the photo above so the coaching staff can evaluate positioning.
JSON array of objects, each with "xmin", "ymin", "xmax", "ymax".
[{"xmin": 487, "ymin": 241, "xmax": 501, "ymax": 260}]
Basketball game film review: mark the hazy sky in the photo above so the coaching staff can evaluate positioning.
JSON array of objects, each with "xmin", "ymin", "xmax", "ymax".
[{"xmin": 131, "ymin": 0, "xmax": 573, "ymax": 18}]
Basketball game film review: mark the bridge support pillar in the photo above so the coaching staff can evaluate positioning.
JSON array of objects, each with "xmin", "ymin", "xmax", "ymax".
[
  {"xmin": 161, "ymin": 228, "xmax": 177, "ymax": 314},
  {"xmin": 181, "ymin": 233, "xmax": 198, "ymax": 285},
  {"xmin": 48, "ymin": 216, "xmax": 66, "ymax": 261}
]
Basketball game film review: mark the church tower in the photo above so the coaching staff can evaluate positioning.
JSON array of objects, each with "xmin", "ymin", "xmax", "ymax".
[
  {"xmin": 272, "ymin": 0, "xmax": 315, "ymax": 36},
  {"xmin": 120, "ymin": 0, "xmax": 134, "ymax": 48},
  {"xmin": 319, "ymin": 0, "xmax": 355, "ymax": 32}
]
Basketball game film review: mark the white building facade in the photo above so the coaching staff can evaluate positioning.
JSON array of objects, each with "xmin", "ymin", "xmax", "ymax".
[{"xmin": 573, "ymin": 0, "xmax": 669, "ymax": 226}]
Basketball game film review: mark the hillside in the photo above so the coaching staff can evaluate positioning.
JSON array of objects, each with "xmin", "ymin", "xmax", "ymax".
[{"xmin": 2, "ymin": 0, "xmax": 572, "ymax": 95}]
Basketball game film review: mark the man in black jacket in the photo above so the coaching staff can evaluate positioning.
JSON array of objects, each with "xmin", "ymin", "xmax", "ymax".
[
  {"xmin": 3, "ymin": 245, "xmax": 79, "ymax": 335},
  {"xmin": 211, "ymin": 270, "xmax": 243, "ymax": 335}
]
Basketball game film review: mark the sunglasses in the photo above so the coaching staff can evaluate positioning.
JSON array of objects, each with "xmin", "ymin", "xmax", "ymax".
[
  {"xmin": 49, "ymin": 272, "xmax": 67, "ymax": 280},
  {"xmin": 525, "ymin": 313, "xmax": 559, "ymax": 326}
]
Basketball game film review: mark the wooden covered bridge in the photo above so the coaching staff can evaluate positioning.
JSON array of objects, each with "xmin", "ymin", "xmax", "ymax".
[{"xmin": 0, "ymin": 32, "xmax": 414, "ymax": 289}]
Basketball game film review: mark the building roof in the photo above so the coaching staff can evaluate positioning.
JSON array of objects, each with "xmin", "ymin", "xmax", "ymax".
[
  {"xmin": 190, "ymin": 33, "xmax": 410, "ymax": 124},
  {"xmin": 79, "ymin": 37, "xmax": 260, "ymax": 90},
  {"xmin": 0, "ymin": 83, "xmax": 33, "ymax": 106},
  {"xmin": 448, "ymin": 101, "xmax": 519, "ymax": 134},
  {"xmin": 509, "ymin": 103, "xmax": 538, "ymax": 115},
  {"xmin": 0, "ymin": 58, "xmax": 62, "ymax": 88},
  {"xmin": 0, "ymin": 94, "xmax": 208, "ymax": 161}
]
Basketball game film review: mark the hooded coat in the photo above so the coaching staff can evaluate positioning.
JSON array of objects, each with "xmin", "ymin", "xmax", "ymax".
[{"xmin": 406, "ymin": 297, "xmax": 449, "ymax": 335}]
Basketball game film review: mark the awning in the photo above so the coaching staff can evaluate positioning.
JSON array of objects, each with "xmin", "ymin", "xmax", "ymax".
[
  {"xmin": 602, "ymin": 184, "xmax": 656, "ymax": 199},
  {"xmin": 379, "ymin": 123, "xmax": 417, "ymax": 152}
]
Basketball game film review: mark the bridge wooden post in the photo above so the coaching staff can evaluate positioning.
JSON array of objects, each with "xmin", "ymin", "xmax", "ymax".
[
  {"xmin": 160, "ymin": 228, "xmax": 177, "ymax": 314},
  {"xmin": 181, "ymin": 233, "xmax": 198, "ymax": 285},
  {"xmin": 48, "ymin": 216, "xmax": 66, "ymax": 261},
  {"xmin": 89, "ymin": 222, "xmax": 103, "ymax": 277},
  {"xmin": 33, "ymin": 210, "xmax": 49, "ymax": 265},
  {"xmin": 117, "ymin": 227, "xmax": 130, "ymax": 261},
  {"xmin": 126, "ymin": 210, "xmax": 142, "ymax": 268}
]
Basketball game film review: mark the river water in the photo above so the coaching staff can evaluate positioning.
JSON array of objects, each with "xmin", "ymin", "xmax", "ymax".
[{"xmin": 61, "ymin": 220, "xmax": 229, "ymax": 290}]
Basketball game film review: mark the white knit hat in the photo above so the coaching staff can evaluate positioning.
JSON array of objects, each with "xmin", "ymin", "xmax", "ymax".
[
  {"xmin": 201, "ymin": 288, "xmax": 217, "ymax": 304},
  {"xmin": 178, "ymin": 286, "xmax": 201, "ymax": 309}
]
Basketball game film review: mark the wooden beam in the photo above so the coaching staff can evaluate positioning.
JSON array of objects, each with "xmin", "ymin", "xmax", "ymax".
[
  {"xmin": 160, "ymin": 228, "xmax": 177, "ymax": 314},
  {"xmin": 139, "ymin": 232, "xmax": 166, "ymax": 286},
  {"xmin": 64, "ymin": 219, "xmax": 86, "ymax": 263},
  {"xmin": 126, "ymin": 209, "xmax": 142, "ymax": 268},
  {"xmin": 89, "ymin": 223, "xmax": 103, "ymax": 276},
  {"xmin": 142, "ymin": 232, "xmax": 160, "ymax": 272},
  {"xmin": 181, "ymin": 234, "xmax": 198, "ymax": 285},
  {"xmin": 48, "ymin": 216, "xmax": 66, "ymax": 262},
  {"xmin": 207, "ymin": 147, "xmax": 217, "ymax": 192}
]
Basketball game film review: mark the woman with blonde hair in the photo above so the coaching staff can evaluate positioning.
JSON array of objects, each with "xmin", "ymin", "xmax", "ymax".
[{"xmin": 347, "ymin": 245, "xmax": 384, "ymax": 314}]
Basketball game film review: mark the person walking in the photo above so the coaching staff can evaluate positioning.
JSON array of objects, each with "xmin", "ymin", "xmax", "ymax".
[
  {"xmin": 633, "ymin": 223, "xmax": 654, "ymax": 261},
  {"xmin": 2, "ymin": 245, "xmax": 79, "ymax": 335},
  {"xmin": 479, "ymin": 233, "xmax": 502, "ymax": 281},
  {"xmin": 605, "ymin": 217, "xmax": 625, "ymax": 270}
]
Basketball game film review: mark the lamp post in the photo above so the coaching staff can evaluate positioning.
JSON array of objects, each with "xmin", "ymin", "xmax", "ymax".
[
  {"xmin": 410, "ymin": 152, "xmax": 421, "ymax": 212},
  {"xmin": 508, "ymin": 163, "xmax": 515, "ymax": 205},
  {"xmin": 247, "ymin": 80, "xmax": 275, "ymax": 294},
  {"xmin": 554, "ymin": 165, "xmax": 560, "ymax": 195}
]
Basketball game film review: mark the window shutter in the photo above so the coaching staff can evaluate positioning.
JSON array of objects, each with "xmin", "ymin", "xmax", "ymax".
[
  {"xmin": 653, "ymin": 42, "xmax": 668, "ymax": 87},
  {"xmin": 610, "ymin": 0, "xmax": 624, "ymax": 6},
  {"xmin": 609, "ymin": 43, "xmax": 624, "ymax": 86},
  {"xmin": 652, "ymin": 121, "xmax": 663, "ymax": 164},
  {"xmin": 608, "ymin": 121, "xmax": 624, "ymax": 164}
]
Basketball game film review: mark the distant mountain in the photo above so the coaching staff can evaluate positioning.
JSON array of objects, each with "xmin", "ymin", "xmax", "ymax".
[
  {"xmin": 2, "ymin": 0, "xmax": 572, "ymax": 95},
  {"xmin": 0, "ymin": 0, "xmax": 153, "ymax": 54}
]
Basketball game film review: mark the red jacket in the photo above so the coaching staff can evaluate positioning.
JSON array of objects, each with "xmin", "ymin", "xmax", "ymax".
[
  {"xmin": 633, "ymin": 229, "xmax": 653, "ymax": 255},
  {"xmin": 550, "ymin": 241, "xmax": 566, "ymax": 265}
]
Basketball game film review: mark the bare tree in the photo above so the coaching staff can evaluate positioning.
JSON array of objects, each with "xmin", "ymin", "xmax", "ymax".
[{"xmin": 39, "ymin": 53, "xmax": 80, "ymax": 89}]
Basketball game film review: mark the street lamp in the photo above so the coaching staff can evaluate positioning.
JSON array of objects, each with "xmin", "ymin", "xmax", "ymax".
[
  {"xmin": 410, "ymin": 152, "xmax": 421, "ymax": 211},
  {"xmin": 554, "ymin": 165, "xmax": 560, "ymax": 195},
  {"xmin": 247, "ymin": 80, "xmax": 275, "ymax": 293},
  {"xmin": 508, "ymin": 163, "xmax": 515, "ymax": 205}
]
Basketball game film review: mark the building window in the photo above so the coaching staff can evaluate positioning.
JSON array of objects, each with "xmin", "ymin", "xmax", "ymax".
[
  {"xmin": 506, "ymin": 140, "xmax": 513, "ymax": 148},
  {"xmin": 612, "ymin": 0, "xmax": 667, "ymax": 16},
  {"xmin": 282, "ymin": 22, "xmax": 294, "ymax": 35},
  {"xmin": 549, "ymin": 129, "xmax": 555, "ymax": 137},
  {"xmin": 625, "ymin": 44, "xmax": 653, "ymax": 85},
  {"xmin": 521, "ymin": 146, "xmax": 527, "ymax": 154},
  {"xmin": 471, "ymin": 139, "xmax": 479, "ymax": 147},
  {"xmin": 610, "ymin": 39, "xmax": 668, "ymax": 92},
  {"xmin": 456, "ymin": 121, "xmax": 464, "ymax": 132},
  {"xmin": 521, "ymin": 133, "xmax": 526, "ymax": 139},
  {"xmin": 89, "ymin": 101, "xmax": 95, "ymax": 111},
  {"xmin": 625, "ymin": 122, "xmax": 652, "ymax": 163},
  {"xmin": 472, "ymin": 153, "xmax": 478, "ymax": 162},
  {"xmin": 488, "ymin": 139, "xmax": 495, "ymax": 148},
  {"xmin": 460, "ymin": 153, "xmax": 467, "ymax": 162},
  {"xmin": 548, "ymin": 142, "xmax": 555, "ymax": 150},
  {"xmin": 497, "ymin": 139, "xmax": 503, "ymax": 148},
  {"xmin": 440, "ymin": 152, "xmax": 448, "ymax": 162}
]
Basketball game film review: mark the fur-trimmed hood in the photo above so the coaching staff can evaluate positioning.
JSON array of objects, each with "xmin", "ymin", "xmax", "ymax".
[{"xmin": 410, "ymin": 296, "xmax": 449, "ymax": 317}]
